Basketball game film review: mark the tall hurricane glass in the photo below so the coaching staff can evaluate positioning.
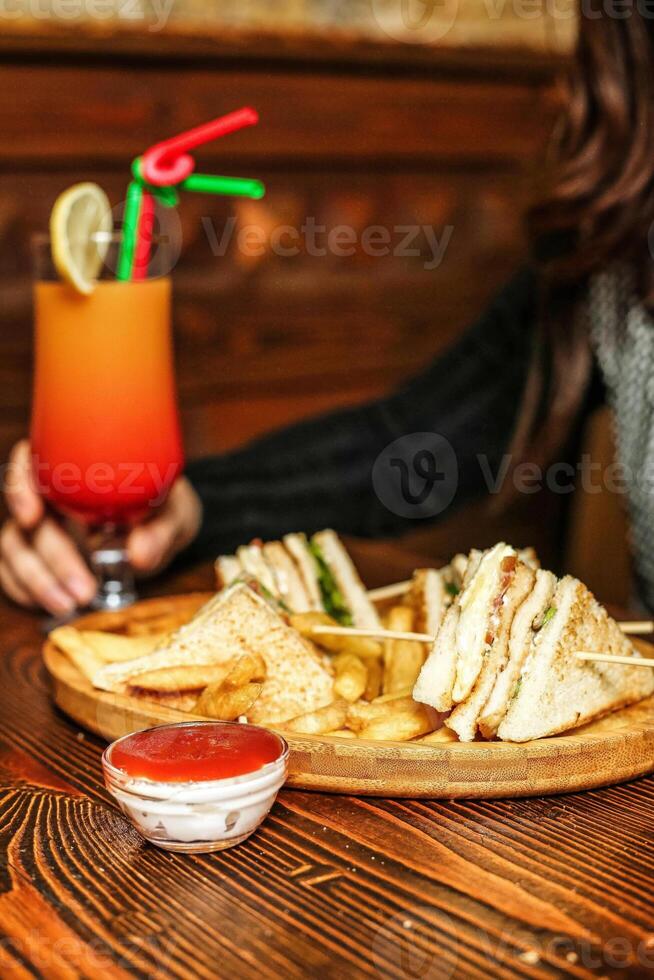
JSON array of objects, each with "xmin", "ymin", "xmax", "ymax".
[{"xmin": 31, "ymin": 233, "xmax": 184, "ymax": 610}]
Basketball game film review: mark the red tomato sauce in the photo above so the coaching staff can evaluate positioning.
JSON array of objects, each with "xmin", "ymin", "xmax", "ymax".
[{"xmin": 109, "ymin": 723, "xmax": 284, "ymax": 782}]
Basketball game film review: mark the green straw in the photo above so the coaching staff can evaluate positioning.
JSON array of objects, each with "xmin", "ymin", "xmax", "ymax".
[
  {"xmin": 131, "ymin": 159, "xmax": 179, "ymax": 207},
  {"xmin": 181, "ymin": 173, "xmax": 265, "ymax": 199},
  {"xmin": 131, "ymin": 158, "xmax": 264, "ymax": 201},
  {"xmin": 151, "ymin": 185, "xmax": 180, "ymax": 208},
  {"xmin": 116, "ymin": 180, "xmax": 143, "ymax": 281},
  {"xmin": 117, "ymin": 160, "xmax": 266, "ymax": 282}
]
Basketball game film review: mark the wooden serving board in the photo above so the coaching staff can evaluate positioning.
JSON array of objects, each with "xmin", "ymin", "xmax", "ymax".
[{"xmin": 43, "ymin": 593, "xmax": 654, "ymax": 798}]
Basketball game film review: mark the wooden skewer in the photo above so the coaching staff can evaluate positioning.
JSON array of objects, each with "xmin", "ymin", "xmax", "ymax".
[
  {"xmin": 617, "ymin": 620, "xmax": 654, "ymax": 635},
  {"xmin": 311, "ymin": 623, "xmax": 654, "ymax": 667},
  {"xmin": 310, "ymin": 624, "xmax": 434, "ymax": 644},
  {"xmin": 576, "ymin": 651, "xmax": 654, "ymax": 668},
  {"xmin": 366, "ymin": 580, "xmax": 411, "ymax": 602},
  {"xmin": 367, "ymin": 580, "xmax": 654, "ymax": 639}
]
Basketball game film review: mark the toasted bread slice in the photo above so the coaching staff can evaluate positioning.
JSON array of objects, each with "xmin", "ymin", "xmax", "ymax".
[
  {"xmin": 410, "ymin": 568, "xmax": 449, "ymax": 637},
  {"xmin": 497, "ymin": 577, "xmax": 654, "ymax": 742},
  {"xmin": 283, "ymin": 533, "xmax": 324, "ymax": 611},
  {"xmin": 446, "ymin": 562, "xmax": 535, "ymax": 742},
  {"xmin": 263, "ymin": 540, "xmax": 313, "ymax": 612},
  {"xmin": 236, "ymin": 544, "xmax": 278, "ymax": 594},
  {"xmin": 478, "ymin": 568, "xmax": 556, "ymax": 738},
  {"xmin": 449, "ymin": 553, "xmax": 470, "ymax": 586},
  {"xmin": 215, "ymin": 555, "xmax": 243, "ymax": 590},
  {"xmin": 312, "ymin": 529, "xmax": 381, "ymax": 629},
  {"xmin": 412, "ymin": 549, "xmax": 483, "ymax": 713},
  {"xmin": 93, "ymin": 583, "xmax": 334, "ymax": 725},
  {"xmin": 452, "ymin": 543, "xmax": 516, "ymax": 703},
  {"xmin": 412, "ymin": 602, "xmax": 461, "ymax": 713},
  {"xmin": 518, "ymin": 546, "xmax": 540, "ymax": 570}
]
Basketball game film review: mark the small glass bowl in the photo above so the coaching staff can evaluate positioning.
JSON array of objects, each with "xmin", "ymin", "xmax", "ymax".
[{"xmin": 102, "ymin": 722, "xmax": 289, "ymax": 854}]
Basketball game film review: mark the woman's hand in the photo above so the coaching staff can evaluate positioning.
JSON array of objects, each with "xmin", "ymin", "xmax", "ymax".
[{"xmin": 0, "ymin": 440, "xmax": 202, "ymax": 615}]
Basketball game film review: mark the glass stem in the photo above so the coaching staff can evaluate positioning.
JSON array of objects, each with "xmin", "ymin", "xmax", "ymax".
[{"xmin": 87, "ymin": 523, "xmax": 136, "ymax": 611}]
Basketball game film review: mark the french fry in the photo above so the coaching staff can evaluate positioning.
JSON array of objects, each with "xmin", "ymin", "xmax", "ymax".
[
  {"xmin": 346, "ymin": 694, "xmax": 417, "ymax": 733},
  {"xmin": 61, "ymin": 629, "xmax": 164, "ymax": 664},
  {"xmin": 129, "ymin": 663, "xmax": 235, "ymax": 693},
  {"xmin": 333, "ymin": 653, "xmax": 368, "ymax": 703},
  {"xmin": 280, "ymin": 699, "xmax": 348, "ymax": 735},
  {"xmin": 328, "ymin": 729, "xmax": 357, "ymax": 739},
  {"xmin": 382, "ymin": 606, "xmax": 427, "ymax": 695},
  {"xmin": 339, "ymin": 635, "xmax": 383, "ymax": 661},
  {"xmin": 126, "ymin": 611, "xmax": 195, "ymax": 636},
  {"xmin": 418, "ymin": 727, "xmax": 459, "ymax": 744},
  {"xmin": 345, "ymin": 700, "xmax": 374, "ymax": 732},
  {"xmin": 221, "ymin": 653, "xmax": 267, "ymax": 688},
  {"xmin": 194, "ymin": 681, "xmax": 263, "ymax": 720},
  {"xmin": 189, "ymin": 653, "xmax": 268, "ymax": 719},
  {"xmin": 358, "ymin": 702, "xmax": 434, "ymax": 742},
  {"xmin": 290, "ymin": 612, "xmax": 340, "ymax": 646},
  {"xmin": 374, "ymin": 687, "xmax": 413, "ymax": 703},
  {"xmin": 363, "ymin": 659, "xmax": 382, "ymax": 701},
  {"xmin": 49, "ymin": 627, "xmax": 105, "ymax": 682},
  {"xmin": 290, "ymin": 612, "xmax": 382, "ymax": 659},
  {"xmin": 127, "ymin": 650, "xmax": 267, "ymax": 696}
]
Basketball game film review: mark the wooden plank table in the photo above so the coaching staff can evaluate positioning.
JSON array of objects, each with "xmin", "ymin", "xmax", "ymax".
[{"xmin": 1, "ymin": 542, "xmax": 653, "ymax": 979}]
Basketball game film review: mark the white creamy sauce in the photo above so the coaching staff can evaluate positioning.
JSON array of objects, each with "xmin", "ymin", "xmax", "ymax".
[{"xmin": 107, "ymin": 762, "xmax": 286, "ymax": 846}]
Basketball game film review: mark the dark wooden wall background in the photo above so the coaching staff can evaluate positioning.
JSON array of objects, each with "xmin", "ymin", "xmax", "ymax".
[{"xmin": 0, "ymin": 31, "xmax": 595, "ymax": 579}]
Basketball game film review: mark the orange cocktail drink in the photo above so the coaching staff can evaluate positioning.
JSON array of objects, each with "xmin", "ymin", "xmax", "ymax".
[
  {"xmin": 31, "ymin": 277, "xmax": 183, "ymax": 524},
  {"xmin": 29, "ymin": 111, "xmax": 262, "ymax": 610}
]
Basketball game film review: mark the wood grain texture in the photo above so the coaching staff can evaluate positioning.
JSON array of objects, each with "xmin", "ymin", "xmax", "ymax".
[
  {"xmin": 2, "ymin": 549, "xmax": 654, "ymax": 977},
  {"xmin": 0, "ymin": 23, "xmax": 571, "ymax": 73},
  {"xmin": 43, "ymin": 595, "xmax": 654, "ymax": 800}
]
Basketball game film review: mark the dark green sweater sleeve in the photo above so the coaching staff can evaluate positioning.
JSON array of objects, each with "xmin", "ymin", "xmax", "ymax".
[{"xmin": 183, "ymin": 266, "xmax": 544, "ymax": 560}]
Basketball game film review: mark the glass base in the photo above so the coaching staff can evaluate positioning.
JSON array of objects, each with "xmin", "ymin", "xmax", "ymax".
[
  {"xmin": 143, "ymin": 832, "xmax": 252, "ymax": 854},
  {"xmin": 90, "ymin": 583, "xmax": 137, "ymax": 611},
  {"xmin": 87, "ymin": 525, "xmax": 137, "ymax": 611}
]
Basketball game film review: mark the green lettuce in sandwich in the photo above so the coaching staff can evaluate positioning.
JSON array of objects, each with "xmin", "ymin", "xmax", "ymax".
[{"xmin": 307, "ymin": 539, "xmax": 353, "ymax": 625}]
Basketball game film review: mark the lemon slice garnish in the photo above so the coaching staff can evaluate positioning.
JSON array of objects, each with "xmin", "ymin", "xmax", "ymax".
[{"xmin": 50, "ymin": 183, "xmax": 113, "ymax": 295}]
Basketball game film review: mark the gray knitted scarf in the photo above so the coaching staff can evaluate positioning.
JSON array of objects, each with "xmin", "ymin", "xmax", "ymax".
[{"xmin": 588, "ymin": 266, "xmax": 654, "ymax": 610}]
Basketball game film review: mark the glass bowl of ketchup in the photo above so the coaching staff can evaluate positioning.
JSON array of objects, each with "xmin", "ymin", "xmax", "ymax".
[{"xmin": 102, "ymin": 721, "xmax": 289, "ymax": 853}]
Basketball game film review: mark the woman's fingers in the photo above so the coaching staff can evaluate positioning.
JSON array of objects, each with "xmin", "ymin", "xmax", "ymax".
[
  {"xmin": 128, "ymin": 477, "xmax": 201, "ymax": 573},
  {"xmin": 0, "ymin": 520, "xmax": 74, "ymax": 614},
  {"xmin": 4, "ymin": 440, "xmax": 44, "ymax": 529},
  {"xmin": 0, "ymin": 558, "xmax": 35, "ymax": 608},
  {"xmin": 31, "ymin": 520, "xmax": 97, "ymax": 606},
  {"xmin": 0, "ymin": 519, "xmax": 92, "ymax": 615},
  {"xmin": 128, "ymin": 514, "xmax": 178, "ymax": 573},
  {"xmin": 1, "ymin": 450, "xmax": 203, "ymax": 611}
]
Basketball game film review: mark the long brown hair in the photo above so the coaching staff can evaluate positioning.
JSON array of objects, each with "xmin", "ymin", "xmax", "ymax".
[{"xmin": 511, "ymin": 2, "xmax": 654, "ymax": 469}]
